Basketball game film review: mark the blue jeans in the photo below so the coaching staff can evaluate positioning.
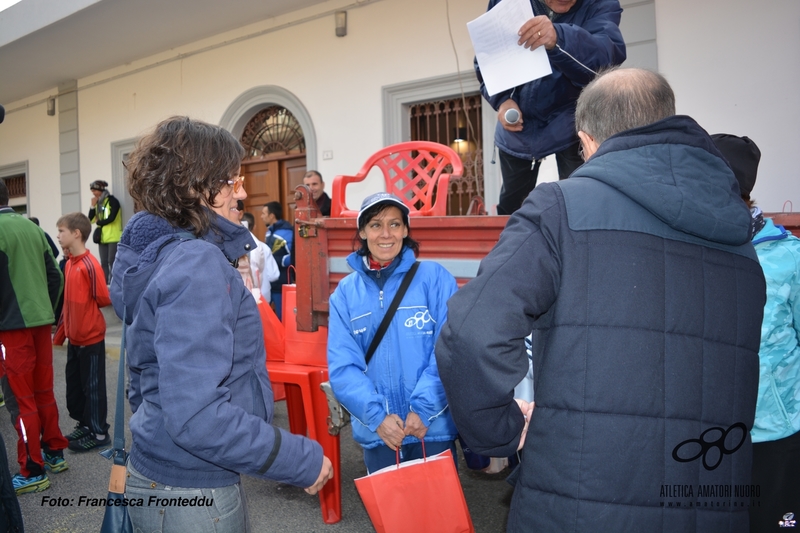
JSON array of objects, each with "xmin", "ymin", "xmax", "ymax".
[
  {"xmin": 363, "ymin": 440, "xmax": 458, "ymax": 474},
  {"xmin": 125, "ymin": 461, "xmax": 249, "ymax": 533}
]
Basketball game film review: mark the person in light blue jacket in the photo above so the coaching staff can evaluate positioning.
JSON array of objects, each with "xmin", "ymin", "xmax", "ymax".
[
  {"xmin": 327, "ymin": 193, "xmax": 458, "ymax": 473},
  {"xmin": 713, "ymin": 134, "xmax": 800, "ymax": 533}
]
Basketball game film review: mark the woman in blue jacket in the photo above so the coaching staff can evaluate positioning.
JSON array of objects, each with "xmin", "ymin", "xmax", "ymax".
[
  {"xmin": 327, "ymin": 193, "xmax": 458, "ymax": 473},
  {"xmin": 111, "ymin": 117, "xmax": 332, "ymax": 532}
]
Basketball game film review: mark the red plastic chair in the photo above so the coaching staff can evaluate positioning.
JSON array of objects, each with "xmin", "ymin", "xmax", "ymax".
[
  {"xmin": 260, "ymin": 296, "xmax": 341, "ymax": 523},
  {"xmin": 266, "ymin": 362, "xmax": 342, "ymax": 524},
  {"xmin": 331, "ymin": 141, "xmax": 463, "ymax": 218}
]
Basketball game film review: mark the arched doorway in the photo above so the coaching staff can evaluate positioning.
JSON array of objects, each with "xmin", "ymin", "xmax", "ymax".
[
  {"xmin": 239, "ymin": 106, "xmax": 306, "ymax": 240},
  {"xmin": 219, "ymin": 85, "xmax": 317, "ymax": 239}
]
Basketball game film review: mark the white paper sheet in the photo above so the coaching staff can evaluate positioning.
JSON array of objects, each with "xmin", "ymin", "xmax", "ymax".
[{"xmin": 467, "ymin": 0, "xmax": 552, "ymax": 96}]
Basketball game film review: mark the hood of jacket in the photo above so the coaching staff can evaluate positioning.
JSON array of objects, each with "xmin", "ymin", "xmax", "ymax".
[
  {"xmin": 752, "ymin": 217, "xmax": 789, "ymax": 245},
  {"xmin": 111, "ymin": 210, "xmax": 255, "ymax": 322},
  {"xmin": 573, "ymin": 115, "xmax": 752, "ymax": 247}
]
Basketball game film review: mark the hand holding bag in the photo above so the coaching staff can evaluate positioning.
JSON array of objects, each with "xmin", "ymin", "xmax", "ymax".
[
  {"xmin": 355, "ymin": 442, "xmax": 475, "ymax": 533},
  {"xmin": 258, "ymin": 297, "xmax": 285, "ymax": 362}
]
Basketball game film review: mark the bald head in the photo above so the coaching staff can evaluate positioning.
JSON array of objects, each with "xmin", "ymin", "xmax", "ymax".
[{"xmin": 575, "ymin": 68, "xmax": 675, "ymax": 145}]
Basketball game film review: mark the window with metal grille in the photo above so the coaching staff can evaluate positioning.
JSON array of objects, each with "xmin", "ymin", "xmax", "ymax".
[
  {"xmin": 240, "ymin": 106, "xmax": 305, "ymax": 158},
  {"xmin": 409, "ymin": 95, "xmax": 483, "ymax": 215},
  {"xmin": 2, "ymin": 175, "xmax": 25, "ymax": 198}
]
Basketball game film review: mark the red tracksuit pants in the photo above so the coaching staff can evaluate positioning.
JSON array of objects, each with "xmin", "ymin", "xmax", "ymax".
[{"xmin": 0, "ymin": 325, "xmax": 68, "ymax": 477}]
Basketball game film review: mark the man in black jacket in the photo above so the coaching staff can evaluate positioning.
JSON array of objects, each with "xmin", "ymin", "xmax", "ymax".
[
  {"xmin": 436, "ymin": 68, "xmax": 765, "ymax": 532},
  {"xmin": 302, "ymin": 170, "xmax": 331, "ymax": 216}
]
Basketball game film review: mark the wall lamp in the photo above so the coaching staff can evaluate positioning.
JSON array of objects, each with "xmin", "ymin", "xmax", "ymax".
[
  {"xmin": 46, "ymin": 97, "xmax": 56, "ymax": 116},
  {"xmin": 335, "ymin": 11, "xmax": 347, "ymax": 37}
]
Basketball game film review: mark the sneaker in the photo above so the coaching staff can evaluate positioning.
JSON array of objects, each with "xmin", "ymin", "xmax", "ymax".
[
  {"xmin": 68, "ymin": 433, "xmax": 109, "ymax": 453},
  {"xmin": 42, "ymin": 451, "xmax": 69, "ymax": 473},
  {"xmin": 65, "ymin": 424, "xmax": 90, "ymax": 442},
  {"xmin": 12, "ymin": 473, "xmax": 50, "ymax": 495}
]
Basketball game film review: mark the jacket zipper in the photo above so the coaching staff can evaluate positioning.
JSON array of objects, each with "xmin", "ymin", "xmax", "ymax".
[{"xmin": 769, "ymin": 374, "xmax": 792, "ymax": 428}]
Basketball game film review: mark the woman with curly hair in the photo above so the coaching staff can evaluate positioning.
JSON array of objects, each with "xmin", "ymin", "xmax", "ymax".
[{"xmin": 110, "ymin": 116, "xmax": 332, "ymax": 532}]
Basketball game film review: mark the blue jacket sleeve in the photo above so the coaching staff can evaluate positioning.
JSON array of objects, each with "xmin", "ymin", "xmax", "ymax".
[
  {"xmin": 435, "ymin": 183, "xmax": 563, "ymax": 456},
  {"xmin": 152, "ymin": 248, "xmax": 322, "ymax": 488},
  {"xmin": 327, "ymin": 283, "xmax": 391, "ymax": 432},
  {"xmin": 548, "ymin": 1, "xmax": 626, "ymax": 86},
  {"xmin": 409, "ymin": 265, "xmax": 458, "ymax": 425},
  {"xmin": 275, "ymin": 226, "xmax": 294, "ymax": 269}
]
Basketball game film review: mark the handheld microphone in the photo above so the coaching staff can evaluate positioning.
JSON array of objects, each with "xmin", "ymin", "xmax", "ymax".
[{"xmin": 504, "ymin": 108, "xmax": 520, "ymax": 125}]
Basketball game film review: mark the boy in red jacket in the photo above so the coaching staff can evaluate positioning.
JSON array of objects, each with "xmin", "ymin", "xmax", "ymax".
[{"xmin": 54, "ymin": 213, "xmax": 111, "ymax": 452}]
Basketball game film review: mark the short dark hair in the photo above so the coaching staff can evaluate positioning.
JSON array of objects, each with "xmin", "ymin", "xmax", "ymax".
[
  {"xmin": 575, "ymin": 67, "xmax": 675, "ymax": 144},
  {"xmin": 126, "ymin": 116, "xmax": 244, "ymax": 237},
  {"xmin": 57, "ymin": 212, "xmax": 92, "ymax": 243},
  {"xmin": 0, "ymin": 179, "xmax": 8, "ymax": 206},
  {"xmin": 241, "ymin": 211, "xmax": 255, "ymax": 228},
  {"xmin": 304, "ymin": 170, "xmax": 323, "ymax": 182},
  {"xmin": 353, "ymin": 202, "xmax": 419, "ymax": 257},
  {"xmin": 29, "ymin": 217, "xmax": 40, "ymax": 226},
  {"xmin": 265, "ymin": 201, "xmax": 284, "ymax": 221}
]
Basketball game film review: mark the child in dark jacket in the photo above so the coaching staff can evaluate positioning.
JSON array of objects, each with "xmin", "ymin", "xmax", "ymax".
[{"xmin": 54, "ymin": 213, "xmax": 111, "ymax": 452}]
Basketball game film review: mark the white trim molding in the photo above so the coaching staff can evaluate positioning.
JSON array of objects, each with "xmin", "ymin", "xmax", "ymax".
[
  {"xmin": 111, "ymin": 138, "xmax": 137, "ymax": 227},
  {"xmin": 381, "ymin": 72, "xmax": 501, "ymax": 213}
]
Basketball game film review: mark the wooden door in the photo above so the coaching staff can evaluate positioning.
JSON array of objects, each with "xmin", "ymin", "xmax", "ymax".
[
  {"xmin": 242, "ymin": 154, "xmax": 306, "ymax": 240},
  {"xmin": 283, "ymin": 157, "xmax": 308, "ymax": 223}
]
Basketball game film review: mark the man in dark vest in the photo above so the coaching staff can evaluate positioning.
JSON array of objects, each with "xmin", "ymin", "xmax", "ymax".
[{"xmin": 436, "ymin": 68, "xmax": 765, "ymax": 533}]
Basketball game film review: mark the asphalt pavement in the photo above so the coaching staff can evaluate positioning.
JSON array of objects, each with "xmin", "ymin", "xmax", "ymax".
[{"xmin": 2, "ymin": 308, "xmax": 515, "ymax": 532}]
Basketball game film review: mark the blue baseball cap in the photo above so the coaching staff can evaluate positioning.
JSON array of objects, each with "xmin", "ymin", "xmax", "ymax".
[{"xmin": 357, "ymin": 192, "xmax": 410, "ymax": 228}]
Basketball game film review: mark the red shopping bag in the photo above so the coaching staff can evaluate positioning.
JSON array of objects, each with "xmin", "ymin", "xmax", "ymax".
[
  {"xmin": 282, "ymin": 283, "xmax": 328, "ymax": 367},
  {"xmin": 257, "ymin": 298, "xmax": 286, "ymax": 401},
  {"xmin": 257, "ymin": 297, "xmax": 285, "ymax": 362},
  {"xmin": 355, "ymin": 448, "xmax": 475, "ymax": 533}
]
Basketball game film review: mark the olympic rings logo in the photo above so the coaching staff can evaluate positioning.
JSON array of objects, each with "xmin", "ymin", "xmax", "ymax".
[
  {"xmin": 671, "ymin": 423, "xmax": 747, "ymax": 471},
  {"xmin": 404, "ymin": 310, "xmax": 432, "ymax": 329}
]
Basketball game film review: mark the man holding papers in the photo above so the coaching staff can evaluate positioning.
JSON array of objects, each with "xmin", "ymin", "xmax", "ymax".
[{"xmin": 475, "ymin": 0, "xmax": 625, "ymax": 214}]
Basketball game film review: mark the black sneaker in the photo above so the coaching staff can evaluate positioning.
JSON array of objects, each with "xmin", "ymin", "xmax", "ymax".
[
  {"xmin": 68, "ymin": 433, "xmax": 109, "ymax": 453},
  {"xmin": 65, "ymin": 425, "xmax": 90, "ymax": 442}
]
